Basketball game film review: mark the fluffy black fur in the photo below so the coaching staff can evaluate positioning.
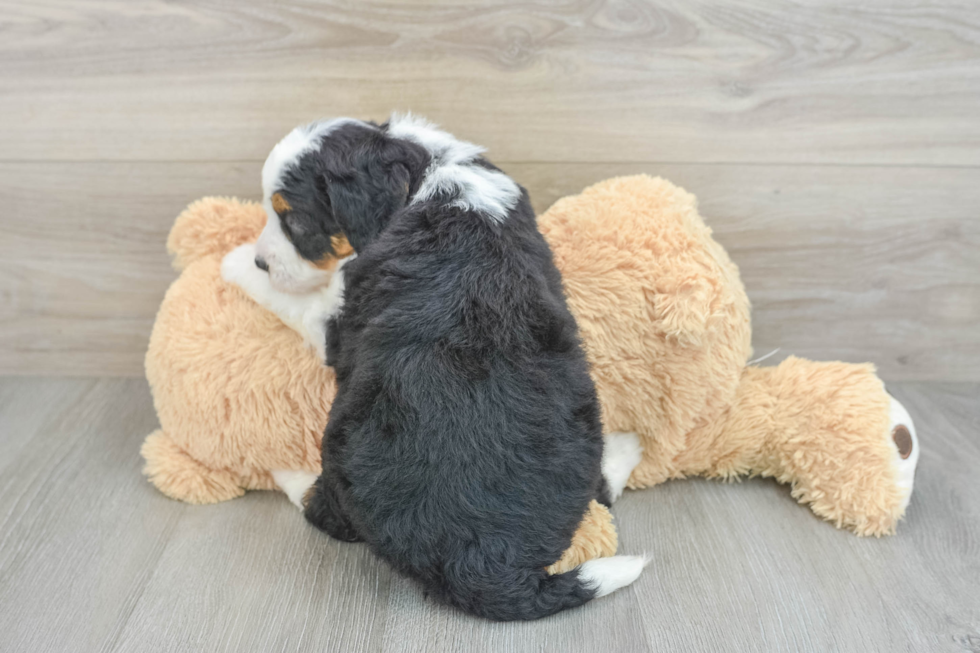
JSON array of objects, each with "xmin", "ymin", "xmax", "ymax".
[{"xmin": 276, "ymin": 120, "xmax": 610, "ymax": 621}]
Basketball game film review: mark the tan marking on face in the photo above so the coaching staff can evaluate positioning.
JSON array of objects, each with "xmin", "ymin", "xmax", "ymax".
[
  {"xmin": 313, "ymin": 255, "xmax": 340, "ymax": 271},
  {"xmin": 271, "ymin": 192, "xmax": 292, "ymax": 214},
  {"xmin": 312, "ymin": 235, "xmax": 353, "ymax": 270},
  {"xmin": 331, "ymin": 234, "xmax": 354, "ymax": 257}
]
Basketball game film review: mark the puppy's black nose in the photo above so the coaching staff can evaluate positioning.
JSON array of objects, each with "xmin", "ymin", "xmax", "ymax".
[{"xmin": 254, "ymin": 256, "xmax": 269, "ymax": 272}]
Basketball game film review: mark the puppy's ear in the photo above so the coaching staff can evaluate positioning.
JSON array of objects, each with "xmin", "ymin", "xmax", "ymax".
[{"xmin": 324, "ymin": 139, "xmax": 422, "ymax": 252}]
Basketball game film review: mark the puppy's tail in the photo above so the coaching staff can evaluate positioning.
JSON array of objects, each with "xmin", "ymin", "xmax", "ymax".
[{"xmin": 442, "ymin": 554, "xmax": 647, "ymax": 621}]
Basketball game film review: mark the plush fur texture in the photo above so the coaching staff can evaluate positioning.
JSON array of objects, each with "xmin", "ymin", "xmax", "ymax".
[
  {"xmin": 144, "ymin": 199, "xmax": 334, "ymax": 503},
  {"xmin": 263, "ymin": 118, "xmax": 621, "ymax": 620},
  {"xmin": 144, "ymin": 175, "xmax": 918, "ymax": 540}
]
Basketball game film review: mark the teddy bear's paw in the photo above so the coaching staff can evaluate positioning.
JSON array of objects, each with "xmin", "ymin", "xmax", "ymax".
[
  {"xmin": 887, "ymin": 394, "xmax": 920, "ymax": 513},
  {"xmin": 272, "ymin": 469, "xmax": 319, "ymax": 510},
  {"xmin": 602, "ymin": 432, "xmax": 644, "ymax": 502}
]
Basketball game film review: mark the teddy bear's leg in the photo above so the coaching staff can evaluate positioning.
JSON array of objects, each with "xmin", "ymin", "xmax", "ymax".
[
  {"xmin": 601, "ymin": 432, "xmax": 644, "ymax": 503},
  {"xmin": 271, "ymin": 469, "xmax": 320, "ymax": 510},
  {"xmin": 546, "ymin": 500, "xmax": 619, "ymax": 575},
  {"xmin": 141, "ymin": 430, "xmax": 246, "ymax": 504},
  {"xmin": 687, "ymin": 358, "xmax": 921, "ymax": 536},
  {"xmin": 887, "ymin": 393, "xmax": 920, "ymax": 513}
]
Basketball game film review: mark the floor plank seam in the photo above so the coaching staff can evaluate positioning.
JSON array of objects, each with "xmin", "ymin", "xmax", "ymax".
[{"xmin": 97, "ymin": 504, "xmax": 186, "ymax": 653}]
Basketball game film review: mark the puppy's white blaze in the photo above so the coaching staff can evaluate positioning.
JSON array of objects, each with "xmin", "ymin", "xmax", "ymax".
[
  {"xmin": 602, "ymin": 432, "xmax": 644, "ymax": 502},
  {"xmin": 261, "ymin": 118, "xmax": 359, "ymax": 199},
  {"xmin": 272, "ymin": 470, "xmax": 319, "ymax": 511},
  {"xmin": 577, "ymin": 555, "xmax": 647, "ymax": 598},
  {"xmin": 258, "ymin": 118, "xmax": 360, "ymax": 294},
  {"xmin": 388, "ymin": 112, "xmax": 520, "ymax": 224}
]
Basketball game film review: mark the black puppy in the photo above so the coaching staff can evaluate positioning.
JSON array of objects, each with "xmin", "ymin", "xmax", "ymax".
[{"xmin": 257, "ymin": 115, "xmax": 645, "ymax": 621}]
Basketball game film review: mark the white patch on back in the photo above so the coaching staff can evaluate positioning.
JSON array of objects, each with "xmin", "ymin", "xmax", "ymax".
[{"xmin": 387, "ymin": 113, "xmax": 520, "ymax": 224}]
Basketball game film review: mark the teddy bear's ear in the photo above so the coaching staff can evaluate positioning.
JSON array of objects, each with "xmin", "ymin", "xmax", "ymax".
[{"xmin": 166, "ymin": 197, "xmax": 267, "ymax": 271}]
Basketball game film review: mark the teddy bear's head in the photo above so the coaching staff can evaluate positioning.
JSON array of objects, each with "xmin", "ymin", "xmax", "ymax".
[{"xmin": 166, "ymin": 197, "xmax": 268, "ymax": 271}]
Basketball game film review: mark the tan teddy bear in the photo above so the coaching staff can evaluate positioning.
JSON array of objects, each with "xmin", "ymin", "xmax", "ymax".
[{"xmin": 143, "ymin": 175, "xmax": 919, "ymax": 569}]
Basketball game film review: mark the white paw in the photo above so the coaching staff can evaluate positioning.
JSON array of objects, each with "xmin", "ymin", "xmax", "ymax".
[
  {"xmin": 578, "ymin": 555, "xmax": 648, "ymax": 598},
  {"xmin": 887, "ymin": 394, "xmax": 920, "ymax": 513},
  {"xmin": 221, "ymin": 243, "xmax": 259, "ymax": 287},
  {"xmin": 271, "ymin": 470, "xmax": 319, "ymax": 511},
  {"xmin": 602, "ymin": 432, "xmax": 643, "ymax": 502},
  {"xmin": 302, "ymin": 314, "xmax": 328, "ymax": 364}
]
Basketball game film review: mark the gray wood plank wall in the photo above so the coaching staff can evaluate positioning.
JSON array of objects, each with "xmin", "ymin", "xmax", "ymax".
[{"xmin": 2, "ymin": 0, "xmax": 978, "ymax": 379}]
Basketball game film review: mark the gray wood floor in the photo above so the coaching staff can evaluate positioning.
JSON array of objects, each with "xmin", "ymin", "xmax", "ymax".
[
  {"xmin": 1, "ymin": 376, "xmax": 977, "ymax": 653},
  {"xmin": 2, "ymin": 1, "xmax": 978, "ymax": 651}
]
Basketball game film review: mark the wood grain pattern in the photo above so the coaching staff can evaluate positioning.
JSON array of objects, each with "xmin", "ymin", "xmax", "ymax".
[
  {"xmin": 1, "ymin": 0, "xmax": 979, "ymax": 164},
  {"xmin": 0, "ymin": 378, "xmax": 185, "ymax": 653},
  {"xmin": 0, "ymin": 0, "xmax": 977, "ymax": 377},
  {"xmin": 2, "ymin": 161, "xmax": 977, "ymax": 379},
  {"xmin": 0, "ymin": 161, "xmax": 257, "ymax": 376},
  {"xmin": 513, "ymin": 162, "xmax": 980, "ymax": 383},
  {"xmin": 0, "ymin": 377, "xmax": 977, "ymax": 652}
]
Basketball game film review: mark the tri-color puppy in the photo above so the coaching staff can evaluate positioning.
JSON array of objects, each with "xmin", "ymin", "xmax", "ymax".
[{"xmin": 223, "ymin": 115, "xmax": 645, "ymax": 621}]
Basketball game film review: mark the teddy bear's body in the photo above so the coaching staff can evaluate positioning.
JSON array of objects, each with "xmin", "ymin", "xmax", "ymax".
[
  {"xmin": 143, "ymin": 199, "xmax": 328, "ymax": 502},
  {"xmin": 144, "ymin": 176, "xmax": 918, "ymax": 543}
]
